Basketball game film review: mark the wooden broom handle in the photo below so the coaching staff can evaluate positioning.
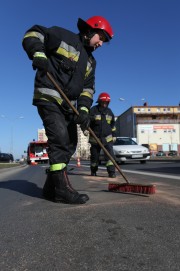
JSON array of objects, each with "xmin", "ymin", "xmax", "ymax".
[{"xmin": 47, "ymin": 72, "xmax": 129, "ymax": 183}]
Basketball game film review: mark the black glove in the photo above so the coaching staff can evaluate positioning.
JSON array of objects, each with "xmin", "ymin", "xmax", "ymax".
[
  {"xmin": 32, "ymin": 52, "xmax": 49, "ymax": 72},
  {"xmin": 74, "ymin": 109, "xmax": 90, "ymax": 132}
]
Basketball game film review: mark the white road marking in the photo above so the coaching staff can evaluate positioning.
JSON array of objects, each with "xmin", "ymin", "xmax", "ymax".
[{"xmin": 68, "ymin": 163, "xmax": 180, "ymax": 180}]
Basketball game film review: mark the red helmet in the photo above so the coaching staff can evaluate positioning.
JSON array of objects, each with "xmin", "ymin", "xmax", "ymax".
[
  {"xmin": 97, "ymin": 92, "xmax": 111, "ymax": 103},
  {"xmin": 77, "ymin": 16, "xmax": 114, "ymax": 41}
]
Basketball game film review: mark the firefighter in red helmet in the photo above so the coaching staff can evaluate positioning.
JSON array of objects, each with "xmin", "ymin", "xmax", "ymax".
[
  {"xmin": 89, "ymin": 92, "xmax": 117, "ymax": 178},
  {"xmin": 22, "ymin": 16, "xmax": 114, "ymax": 204},
  {"xmin": 77, "ymin": 16, "xmax": 114, "ymax": 43}
]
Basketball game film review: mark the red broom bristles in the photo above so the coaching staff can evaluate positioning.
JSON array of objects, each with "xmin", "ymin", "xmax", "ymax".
[{"xmin": 108, "ymin": 183, "xmax": 156, "ymax": 194}]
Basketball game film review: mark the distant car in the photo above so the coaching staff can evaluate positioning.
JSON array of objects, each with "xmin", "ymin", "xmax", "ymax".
[
  {"xmin": 168, "ymin": 150, "xmax": 178, "ymax": 156},
  {"xmin": 156, "ymin": 151, "xmax": 166, "ymax": 157},
  {"xmin": 8, "ymin": 153, "xmax": 14, "ymax": 162},
  {"xmin": 99, "ymin": 137, "xmax": 150, "ymax": 164},
  {"xmin": 0, "ymin": 153, "xmax": 14, "ymax": 163}
]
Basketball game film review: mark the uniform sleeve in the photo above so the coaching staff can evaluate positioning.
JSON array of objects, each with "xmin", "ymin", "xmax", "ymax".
[
  {"xmin": 89, "ymin": 106, "xmax": 96, "ymax": 124},
  {"xmin": 22, "ymin": 25, "xmax": 48, "ymax": 60},
  {"xmin": 110, "ymin": 109, "xmax": 117, "ymax": 137},
  {"xmin": 77, "ymin": 58, "xmax": 96, "ymax": 111}
]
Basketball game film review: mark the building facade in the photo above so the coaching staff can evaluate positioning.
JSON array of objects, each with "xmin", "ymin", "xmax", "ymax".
[
  {"xmin": 76, "ymin": 125, "xmax": 91, "ymax": 159},
  {"xmin": 116, "ymin": 104, "xmax": 180, "ymax": 154},
  {"xmin": 38, "ymin": 129, "xmax": 48, "ymax": 141}
]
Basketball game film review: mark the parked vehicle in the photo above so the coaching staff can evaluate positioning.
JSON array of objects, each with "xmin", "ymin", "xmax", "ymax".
[
  {"xmin": 168, "ymin": 150, "xmax": 178, "ymax": 156},
  {"xmin": 26, "ymin": 140, "xmax": 49, "ymax": 164},
  {"xmin": 0, "ymin": 153, "xmax": 14, "ymax": 163},
  {"xmin": 8, "ymin": 153, "xmax": 14, "ymax": 162},
  {"xmin": 156, "ymin": 151, "xmax": 166, "ymax": 157},
  {"xmin": 99, "ymin": 137, "xmax": 150, "ymax": 164}
]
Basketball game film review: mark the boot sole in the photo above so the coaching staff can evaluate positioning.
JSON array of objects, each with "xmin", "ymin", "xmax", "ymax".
[
  {"xmin": 55, "ymin": 196, "xmax": 89, "ymax": 204},
  {"xmin": 43, "ymin": 194, "xmax": 89, "ymax": 204}
]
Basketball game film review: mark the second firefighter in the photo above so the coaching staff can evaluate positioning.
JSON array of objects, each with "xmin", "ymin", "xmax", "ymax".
[{"xmin": 89, "ymin": 92, "xmax": 117, "ymax": 178}]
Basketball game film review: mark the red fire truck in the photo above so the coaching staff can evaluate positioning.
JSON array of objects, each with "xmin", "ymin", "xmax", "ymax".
[{"xmin": 27, "ymin": 141, "xmax": 49, "ymax": 165}]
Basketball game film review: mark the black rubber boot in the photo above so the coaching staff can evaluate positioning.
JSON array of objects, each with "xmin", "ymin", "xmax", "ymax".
[
  {"xmin": 108, "ymin": 173, "xmax": 116, "ymax": 178},
  {"xmin": 90, "ymin": 166, "xmax": 98, "ymax": 176},
  {"xmin": 64, "ymin": 169, "xmax": 89, "ymax": 202},
  {"xmin": 52, "ymin": 170, "xmax": 89, "ymax": 204},
  {"xmin": 42, "ymin": 172, "xmax": 55, "ymax": 200},
  {"xmin": 107, "ymin": 165, "xmax": 116, "ymax": 178}
]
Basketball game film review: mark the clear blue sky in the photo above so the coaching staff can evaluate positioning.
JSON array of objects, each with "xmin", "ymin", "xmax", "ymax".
[{"xmin": 0, "ymin": 0, "xmax": 179, "ymax": 159}]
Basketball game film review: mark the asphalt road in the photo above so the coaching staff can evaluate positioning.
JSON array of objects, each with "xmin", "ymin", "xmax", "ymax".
[
  {"xmin": 82, "ymin": 158, "xmax": 180, "ymax": 178},
  {"xmin": 0, "ymin": 162, "xmax": 179, "ymax": 271}
]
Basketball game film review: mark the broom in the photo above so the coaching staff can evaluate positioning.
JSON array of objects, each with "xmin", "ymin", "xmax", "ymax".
[{"xmin": 46, "ymin": 72, "xmax": 156, "ymax": 195}]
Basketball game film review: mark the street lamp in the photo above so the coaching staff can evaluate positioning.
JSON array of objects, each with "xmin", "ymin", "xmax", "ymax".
[
  {"xmin": 1, "ymin": 115, "xmax": 24, "ymax": 156},
  {"xmin": 119, "ymin": 98, "xmax": 146, "ymax": 106}
]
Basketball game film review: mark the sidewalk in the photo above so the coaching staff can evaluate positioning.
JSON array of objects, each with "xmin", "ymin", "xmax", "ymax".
[{"xmin": 149, "ymin": 156, "xmax": 180, "ymax": 162}]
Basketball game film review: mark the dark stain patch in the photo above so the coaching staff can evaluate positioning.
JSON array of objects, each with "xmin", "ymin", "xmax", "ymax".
[
  {"xmin": 102, "ymin": 219, "xmax": 117, "ymax": 224},
  {"xmin": 135, "ymin": 226, "xmax": 144, "ymax": 231}
]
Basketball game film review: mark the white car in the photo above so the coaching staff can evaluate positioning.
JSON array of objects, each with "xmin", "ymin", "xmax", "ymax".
[{"xmin": 99, "ymin": 137, "xmax": 150, "ymax": 164}]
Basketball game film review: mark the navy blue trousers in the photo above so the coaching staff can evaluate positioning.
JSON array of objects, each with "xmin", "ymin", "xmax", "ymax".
[{"xmin": 37, "ymin": 103, "xmax": 77, "ymax": 165}]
